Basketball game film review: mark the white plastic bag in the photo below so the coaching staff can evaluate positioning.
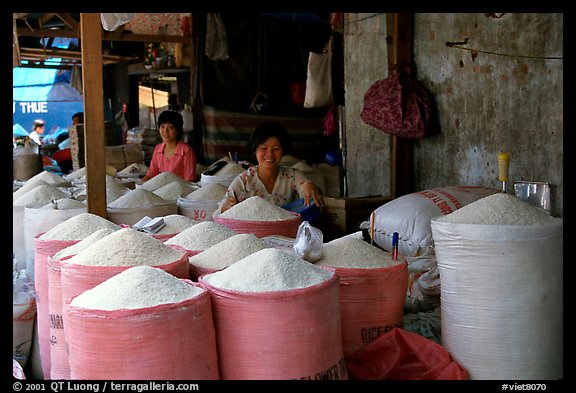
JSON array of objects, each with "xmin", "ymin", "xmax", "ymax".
[
  {"xmin": 101, "ymin": 13, "xmax": 135, "ymax": 32},
  {"xmin": 293, "ymin": 221, "xmax": 324, "ymax": 262}
]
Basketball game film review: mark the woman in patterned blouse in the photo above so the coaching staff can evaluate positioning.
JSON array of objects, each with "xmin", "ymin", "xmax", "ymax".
[{"xmin": 218, "ymin": 121, "xmax": 324, "ymax": 213}]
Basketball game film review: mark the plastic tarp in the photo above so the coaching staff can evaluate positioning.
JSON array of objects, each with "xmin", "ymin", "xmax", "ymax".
[{"xmin": 13, "ymin": 67, "xmax": 83, "ymax": 134}]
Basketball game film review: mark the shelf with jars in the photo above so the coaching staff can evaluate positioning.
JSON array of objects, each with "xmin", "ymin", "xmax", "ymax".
[{"xmin": 128, "ymin": 42, "xmax": 190, "ymax": 76}]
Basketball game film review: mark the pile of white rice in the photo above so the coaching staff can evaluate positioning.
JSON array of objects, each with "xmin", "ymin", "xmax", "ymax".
[
  {"xmin": 13, "ymin": 184, "xmax": 68, "ymax": 208},
  {"xmin": 220, "ymin": 196, "xmax": 295, "ymax": 221},
  {"xmin": 316, "ymin": 237, "xmax": 397, "ymax": 269},
  {"xmin": 69, "ymin": 266, "xmax": 203, "ymax": 310},
  {"xmin": 202, "ymin": 248, "xmax": 333, "ymax": 292},
  {"xmin": 436, "ymin": 193, "xmax": 560, "ymax": 225},
  {"xmin": 140, "ymin": 172, "xmax": 190, "ymax": 191},
  {"xmin": 52, "ymin": 228, "xmax": 119, "ymax": 260},
  {"xmin": 153, "ymin": 182, "xmax": 192, "ymax": 201},
  {"xmin": 107, "ymin": 188, "xmax": 169, "ymax": 208},
  {"xmin": 155, "ymin": 214, "xmax": 198, "ymax": 234},
  {"xmin": 63, "ymin": 167, "xmax": 86, "ymax": 182},
  {"xmin": 183, "ymin": 182, "xmax": 228, "ymax": 201},
  {"xmin": 13, "ymin": 179, "xmax": 51, "ymax": 200},
  {"xmin": 189, "ymin": 233, "xmax": 272, "ymax": 270},
  {"xmin": 165, "ymin": 221, "xmax": 237, "ymax": 251},
  {"xmin": 39, "ymin": 198, "xmax": 86, "ymax": 210},
  {"xmin": 39, "ymin": 212, "xmax": 121, "ymax": 241},
  {"xmin": 106, "ymin": 175, "xmax": 130, "ymax": 203},
  {"xmin": 215, "ymin": 163, "xmax": 245, "ymax": 176},
  {"xmin": 117, "ymin": 163, "xmax": 148, "ymax": 178},
  {"xmin": 66, "ymin": 227, "xmax": 185, "ymax": 266},
  {"xmin": 27, "ymin": 170, "xmax": 68, "ymax": 186}
]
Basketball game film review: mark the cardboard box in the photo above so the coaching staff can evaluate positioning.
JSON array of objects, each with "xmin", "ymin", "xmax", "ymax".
[{"xmin": 318, "ymin": 195, "xmax": 392, "ymax": 241}]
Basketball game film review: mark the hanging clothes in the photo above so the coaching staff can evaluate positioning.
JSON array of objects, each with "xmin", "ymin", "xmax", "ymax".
[{"xmin": 205, "ymin": 14, "xmax": 230, "ymax": 60}]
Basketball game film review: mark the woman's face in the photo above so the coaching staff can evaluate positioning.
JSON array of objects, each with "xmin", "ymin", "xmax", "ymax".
[
  {"xmin": 159, "ymin": 122, "xmax": 178, "ymax": 143},
  {"xmin": 256, "ymin": 136, "xmax": 283, "ymax": 170}
]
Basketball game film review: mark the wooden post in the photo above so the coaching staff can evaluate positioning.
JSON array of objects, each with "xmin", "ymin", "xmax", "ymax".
[
  {"xmin": 80, "ymin": 13, "xmax": 107, "ymax": 217},
  {"xmin": 386, "ymin": 13, "xmax": 414, "ymax": 199}
]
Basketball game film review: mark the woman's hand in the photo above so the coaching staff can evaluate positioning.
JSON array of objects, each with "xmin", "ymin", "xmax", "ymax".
[
  {"xmin": 220, "ymin": 196, "xmax": 238, "ymax": 213},
  {"xmin": 302, "ymin": 180, "xmax": 324, "ymax": 208}
]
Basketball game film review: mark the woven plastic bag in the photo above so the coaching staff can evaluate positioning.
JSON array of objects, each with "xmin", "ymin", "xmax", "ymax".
[
  {"xmin": 361, "ymin": 66, "xmax": 438, "ymax": 139},
  {"xmin": 346, "ymin": 327, "xmax": 469, "ymax": 380}
]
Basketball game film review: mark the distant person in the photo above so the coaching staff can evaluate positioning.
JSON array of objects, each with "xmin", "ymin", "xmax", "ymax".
[
  {"xmin": 168, "ymin": 94, "xmax": 180, "ymax": 111},
  {"xmin": 142, "ymin": 110, "xmax": 198, "ymax": 182},
  {"xmin": 28, "ymin": 119, "xmax": 45, "ymax": 146},
  {"xmin": 72, "ymin": 112, "xmax": 84, "ymax": 125},
  {"xmin": 52, "ymin": 112, "xmax": 82, "ymax": 174},
  {"xmin": 218, "ymin": 121, "xmax": 324, "ymax": 213}
]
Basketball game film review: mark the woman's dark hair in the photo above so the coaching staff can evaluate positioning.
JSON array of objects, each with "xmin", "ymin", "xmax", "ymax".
[
  {"xmin": 72, "ymin": 112, "xmax": 84, "ymax": 123},
  {"xmin": 248, "ymin": 121, "xmax": 292, "ymax": 154},
  {"xmin": 158, "ymin": 110, "xmax": 184, "ymax": 140}
]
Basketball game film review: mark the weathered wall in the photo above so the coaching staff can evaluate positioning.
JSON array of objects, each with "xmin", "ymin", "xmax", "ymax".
[
  {"xmin": 342, "ymin": 13, "xmax": 392, "ymax": 199},
  {"xmin": 343, "ymin": 13, "xmax": 563, "ymax": 217}
]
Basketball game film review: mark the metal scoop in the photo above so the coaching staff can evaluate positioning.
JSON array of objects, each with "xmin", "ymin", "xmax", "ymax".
[{"xmin": 514, "ymin": 181, "xmax": 551, "ymax": 214}]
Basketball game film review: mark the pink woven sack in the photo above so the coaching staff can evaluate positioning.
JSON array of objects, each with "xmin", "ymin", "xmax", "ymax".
[
  {"xmin": 214, "ymin": 212, "xmax": 302, "ymax": 238},
  {"xmin": 335, "ymin": 260, "xmax": 409, "ymax": 357},
  {"xmin": 33, "ymin": 235, "xmax": 80, "ymax": 379},
  {"xmin": 65, "ymin": 281, "xmax": 219, "ymax": 380},
  {"xmin": 361, "ymin": 66, "xmax": 438, "ymax": 139},
  {"xmin": 47, "ymin": 256, "xmax": 71, "ymax": 379},
  {"xmin": 199, "ymin": 273, "xmax": 347, "ymax": 380},
  {"xmin": 60, "ymin": 251, "xmax": 190, "ymax": 310}
]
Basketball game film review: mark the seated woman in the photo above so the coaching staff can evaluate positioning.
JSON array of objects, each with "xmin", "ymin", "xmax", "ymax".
[
  {"xmin": 142, "ymin": 110, "xmax": 198, "ymax": 182},
  {"xmin": 218, "ymin": 121, "xmax": 324, "ymax": 213}
]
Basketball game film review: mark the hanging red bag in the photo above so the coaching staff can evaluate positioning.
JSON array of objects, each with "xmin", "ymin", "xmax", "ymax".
[
  {"xmin": 346, "ymin": 327, "xmax": 469, "ymax": 380},
  {"xmin": 360, "ymin": 65, "xmax": 438, "ymax": 139}
]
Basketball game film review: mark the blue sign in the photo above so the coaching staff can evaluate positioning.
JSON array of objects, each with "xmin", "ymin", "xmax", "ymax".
[{"xmin": 13, "ymin": 67, "xmax": 84, "ymax": 135}]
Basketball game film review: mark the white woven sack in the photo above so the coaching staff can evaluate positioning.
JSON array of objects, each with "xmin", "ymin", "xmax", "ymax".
[
  {"xmin": 370, "ymin": 185, "xmax": 498, "ymax": 257},
  {"xmin": 200, "ymin": 173, "xmax": 237, "ymax": 188},
  {"xmin": 24, "ymin": 207, "xmax": 86, "ymax": 281},
  {"xmin": 431, "ymin": 218, "xmax": 563, "ymax": 380},
  {"xmin": 177, "ymin": 197, "xmax": 218, "ymax": 222}
]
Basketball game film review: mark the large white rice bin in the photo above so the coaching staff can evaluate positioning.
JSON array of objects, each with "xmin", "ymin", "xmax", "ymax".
[{"xmin": 431, "ymin": 193, "xmax": 562, "ymax": 380}]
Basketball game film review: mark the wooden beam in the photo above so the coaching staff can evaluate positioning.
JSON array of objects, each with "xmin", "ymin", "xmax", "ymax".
[
  {"xmin": 38, "ymin": 13, "xmax": 56, "ymax": 27},
  {"xmin": 19, "ymin": 47, "xmax": 138, "ymax": 65},
  {"xmin": 13, "ymin": 14, "xmax": 21, "ymax": 67},
  {"xmin": 386, "ymin": 13, "xmax": 414, "ymax": 199},
  {"xmin": 55, "ymin": 13, "xmax": 79, "ymax": 33},
  {"xmin": 17, "ymin": 26, "xmax": 191, "ymax": 43},
  {"xmin": 80, "ymin": 13, "xmax": 107, "ymax": 218},
  {"xmin": 109, "ymin": 24, "xmax": 126, "ymax": 41}
]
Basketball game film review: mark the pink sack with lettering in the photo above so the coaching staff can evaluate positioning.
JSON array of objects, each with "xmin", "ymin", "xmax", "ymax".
[
  {"xmin": 33, "ymin": 235, "xmax": 80, "ymax": 379},
  {"xmin": 335, "ymin": 260, "xmax": 409, "ymax": 357}
]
